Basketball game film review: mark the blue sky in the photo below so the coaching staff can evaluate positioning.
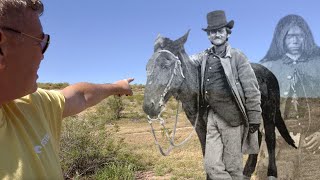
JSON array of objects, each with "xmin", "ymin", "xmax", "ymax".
[{"xmin": 39, "ymin": 0, "xmax": 320, "ymax": 84}]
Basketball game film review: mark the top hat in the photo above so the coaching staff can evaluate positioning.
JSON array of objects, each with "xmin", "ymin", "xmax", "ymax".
[{"xmin": 202, "ymin": 10, "xmax": 234, "ymax": 32}]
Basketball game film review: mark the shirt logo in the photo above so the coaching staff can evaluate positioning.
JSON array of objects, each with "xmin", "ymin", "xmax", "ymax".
[{"xmin": 34, "ymin": 133, "xmax": 50, "ymax": 154}]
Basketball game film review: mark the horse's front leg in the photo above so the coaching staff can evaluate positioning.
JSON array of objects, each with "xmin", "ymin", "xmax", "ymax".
[
  {"xmin": 243, "ymin": 129, "xmax": 262, "ymax": 179},
  {"xmin": 194, "ymin": 117, "xmax": 207, "ymax": 156},
  {"xmin": 185, "ymin": 102, "xmax": 207, "ymax": 156}
]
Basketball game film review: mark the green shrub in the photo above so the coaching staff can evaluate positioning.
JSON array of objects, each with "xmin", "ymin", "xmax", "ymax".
[
  {"xmin": 107, "ymin": 96, "xmax": 124, "ymax": 120},
  {"xmin": 84, "ymin": 96, "xmax": 124, "ymax": 125},
  {"xmin": 59, "ymin": 115, "xmax": 145, "ymax": 179},
  {"xmin": 95, "ymin": 162, "xmax": 136, "ymax": 180},
  {"xmin": 60, "ymin": 116, "xmax": 110, "ymax": 178},
  {"xmin": 59, "ymin": 106, "xmax": 149, "ymax": 179}
]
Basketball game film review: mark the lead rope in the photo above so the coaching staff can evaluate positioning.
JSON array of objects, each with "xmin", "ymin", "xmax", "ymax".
[
  {"xmin": 162, "ymin": 95, "xmax": 199, "ymax": 148},
  {"xmin": 148, "ymin": 96, "xmax": 200, "ymax": 156}
]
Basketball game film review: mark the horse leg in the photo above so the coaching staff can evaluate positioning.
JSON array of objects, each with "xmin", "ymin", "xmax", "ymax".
[
  {"xmin": 186, "ymin": 113, "xmax": 207, "ymax": 156},
  {"xmin": 243, "ymin": 129, "xmax": 262, "ymax": 179},
  {"xmin": 195, "ymin": 117, "xmax": 207, "ymax": 156},
  {"xmin": 264, "ymin": 119, "xmax": 277, "ymax": 179}
]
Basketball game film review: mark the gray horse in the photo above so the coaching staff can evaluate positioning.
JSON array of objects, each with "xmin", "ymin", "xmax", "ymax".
[{"xmin": 143, "ymin": 31, "xmax": 297, "ymax": 179}]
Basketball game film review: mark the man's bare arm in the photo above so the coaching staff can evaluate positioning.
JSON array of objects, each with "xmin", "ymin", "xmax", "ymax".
[{"xmin": 60, "ymin": 78, "xmax": 134, "ymax": 118}]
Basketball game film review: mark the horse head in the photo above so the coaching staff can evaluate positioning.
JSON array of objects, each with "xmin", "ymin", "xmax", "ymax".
[{"xmin": 143, "ymin": 31, "xmax": 192, "ymax": 117}]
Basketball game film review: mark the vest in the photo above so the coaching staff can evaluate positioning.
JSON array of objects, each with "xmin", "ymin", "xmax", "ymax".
[{"xmin": 204, "ymin": 54, "xmax": 244, "ymax": 126}]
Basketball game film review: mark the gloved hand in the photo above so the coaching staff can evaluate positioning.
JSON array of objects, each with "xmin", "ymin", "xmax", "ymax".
[{"xmin": 249, "ymin": 124, "xmax": 260, "ymax": 133}]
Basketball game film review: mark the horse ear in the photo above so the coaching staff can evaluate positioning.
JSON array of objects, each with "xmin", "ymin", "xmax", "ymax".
[
  {"xmin": 173, "ymin": 30, "xmax": 190, "ymax": 49},
  {"xmin": 154, "ymin": 33, "xmax": 164, "ymax": 52},
  {"xmin": 155, "ymin": 33, "xmax": 163, "ymax": 44}
]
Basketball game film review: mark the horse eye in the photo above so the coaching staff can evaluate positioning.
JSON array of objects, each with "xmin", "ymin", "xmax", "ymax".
[
  {"xmin": 161, "ymin": 62, "xmax": 171, "ymax": 69},
  {"xmin": 161, "ymin": 64, "xmax": 168, "ymax": 69},
  {"xmin": 160, "ymin": 59, "xmax": 172, "ymax": 69}
]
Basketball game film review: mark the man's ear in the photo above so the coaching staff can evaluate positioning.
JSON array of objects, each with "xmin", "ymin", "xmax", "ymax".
[{"xmin": 0, "ymin": 29, "xmax": 7, "ymax": 70}]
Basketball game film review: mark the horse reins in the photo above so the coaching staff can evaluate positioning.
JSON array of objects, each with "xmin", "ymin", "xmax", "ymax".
[{"xmin": 147, "ymin": 50, "xmax": 200, "ymax": 156}]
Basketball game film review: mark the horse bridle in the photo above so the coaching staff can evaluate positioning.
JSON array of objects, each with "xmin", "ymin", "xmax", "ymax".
[
  {"xmin": 158, "ymin": 50, "xmax": 185, "ymax": 108},
  {"xmin": 147, "ymin": 50, "xmax": 184, "ymax": 116},
  {"xmin": 147, "ymin": 50, "xmax": 200, "ymax": 156}
]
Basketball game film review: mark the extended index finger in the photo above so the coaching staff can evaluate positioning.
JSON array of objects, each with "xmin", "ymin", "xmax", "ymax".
[{"xmin": 127, "ymin": 78, "xmax": 134, "ymax": 83}]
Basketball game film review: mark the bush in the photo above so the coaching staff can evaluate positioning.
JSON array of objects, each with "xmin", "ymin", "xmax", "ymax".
[
  {"xmin": 59, "ymin": 116, "xmax": 145, "ymax": 179},
  {"xmin": 84, "ymin": 96, "xmax": 124, "ymax": 125},
  {"xmin": 60, "ymin": 116, "xmax": 110, "ymax": 178},
  {"xmin": 107, "ymin": 96, "xmax": 124, "ymax": 120}
]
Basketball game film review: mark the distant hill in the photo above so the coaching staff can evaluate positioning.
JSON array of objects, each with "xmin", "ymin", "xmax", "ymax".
[
  {"xmin": 38, "ymin": 82, "xmax": 145, "ymax": 90},
  {"xmin": 37, "ymin": 82, "xmax": 70, "ymax": 90}
]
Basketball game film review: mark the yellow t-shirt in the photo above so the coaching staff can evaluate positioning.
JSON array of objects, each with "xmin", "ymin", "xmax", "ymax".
[{"xmin": 0, "ymin": 88, "xmax": 65, "ymax": 180}]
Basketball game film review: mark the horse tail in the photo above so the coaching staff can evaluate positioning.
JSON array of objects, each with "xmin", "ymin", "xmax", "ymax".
[
  {"xmin": 268, "ymin": 69, "xmax": 297, "ymax": 149},
  {"xmin": 274, "ymin": 108, "xmax": 297, "ymax": 149}
]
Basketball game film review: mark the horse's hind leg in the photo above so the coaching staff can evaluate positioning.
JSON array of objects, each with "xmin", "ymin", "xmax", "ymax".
[
  {"xmin": 243, "ymin": 130, "xmax": 262, "ymax": 179},
  {"xmin": 264, "ymin": 120, "xmax": 277, "ymax": 179}
]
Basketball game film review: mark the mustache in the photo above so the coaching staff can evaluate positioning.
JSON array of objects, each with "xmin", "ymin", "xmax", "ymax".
[
  {"xmin": 210, "ymin": 37, "xmax": 225, "ymax": 40},
  {"xmin": 208, "ymin": 34, "xmax": 223, "ymax": 38}
]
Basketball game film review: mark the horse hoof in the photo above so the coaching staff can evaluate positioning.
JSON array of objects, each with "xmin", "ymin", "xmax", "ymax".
[{"xmin": 267, "ymin": 176, "xmax": 277, "ymax": 180}]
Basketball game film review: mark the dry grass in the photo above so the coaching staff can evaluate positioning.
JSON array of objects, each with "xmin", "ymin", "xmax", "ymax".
[
  {"xmin": 117, "ymin": 118, "xmax": 205, "ymax": 179},
  {"xmin": 116, "ymin": 116, "xmax": 260, "ymax": 179},
  {"xmin": 110, "ymin": 87, "xmax": 207, "ymax": 179}
]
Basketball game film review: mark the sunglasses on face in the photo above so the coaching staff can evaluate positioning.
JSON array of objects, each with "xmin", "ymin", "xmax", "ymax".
[{"xmin": 1, "ymin": 27, "xmax": 50, "ymax": 54}]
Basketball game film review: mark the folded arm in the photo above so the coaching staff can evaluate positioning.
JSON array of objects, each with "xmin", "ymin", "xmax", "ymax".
[{"xmin": 60, "ymin": 78, "xmax": 133, "ymax": 118}]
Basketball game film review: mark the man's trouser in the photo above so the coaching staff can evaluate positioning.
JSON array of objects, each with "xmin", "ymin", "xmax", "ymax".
[{"xmin": 204, "ymin": 109, "xmax": 244, "ymax": 180}]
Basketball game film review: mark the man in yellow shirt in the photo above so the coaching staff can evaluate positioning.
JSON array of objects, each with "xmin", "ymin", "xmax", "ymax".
[{"xmin": 0, "ymin": 0, "xmax": 133, "ymax": 179}]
